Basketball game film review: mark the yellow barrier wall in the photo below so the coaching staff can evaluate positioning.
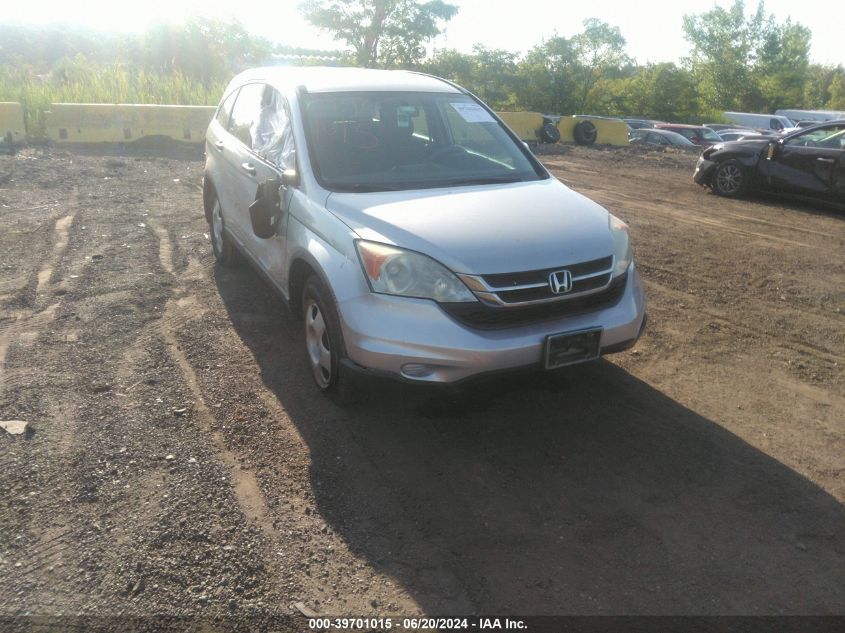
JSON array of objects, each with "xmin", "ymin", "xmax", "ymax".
[
  {"xmin": 557, "ymin": 117, "xmax": 629, "ymax": 146},
  {"xmin": 499, "ymin": 111, "xmax": 629, "ymax": 146},
  {"xmin": 36, "ymin": 104, "xmax": 629, "ymax": 147},
  {"xmin": 497, "ymin": 112, "xmax": 545, "ymax": 142},
  {"xmin": 0, "ymin": 102, "xmax": 26, "ymax": 144},
  {"xmin": 45, "ymin": 103, "xmax": 216, "ymax": 143}
]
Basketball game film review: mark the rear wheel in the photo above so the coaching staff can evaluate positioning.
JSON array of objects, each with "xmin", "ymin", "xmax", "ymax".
[
  {"xmin": 209, "ymin": 194, "xmax": 238, "ymax": 266},
  {"xmin": 302, "ymin": 275, "xmax": 360, "ymax": 406},
  {"xmin": 712, "ymin": 159, "xmax": 748, "ymax": 197}
]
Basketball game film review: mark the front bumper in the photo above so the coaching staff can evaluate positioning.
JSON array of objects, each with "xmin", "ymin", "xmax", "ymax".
[
  {"xmin": 694, "ymin": 156, "xmax": 716, "ymax": 185},
  {"xmin": 337, "ymin": 264, "xmax": 647, "ymax": 384}
]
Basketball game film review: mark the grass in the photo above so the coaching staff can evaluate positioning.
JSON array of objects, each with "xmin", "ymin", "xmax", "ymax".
[{"xmin": 0, "ymin": 64, "xmax": 227, "ymax": 140}]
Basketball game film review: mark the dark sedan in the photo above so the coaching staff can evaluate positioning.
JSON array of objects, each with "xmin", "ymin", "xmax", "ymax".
[
  {"xmin": 629, "ymin": 128, "xmax": 695, "ymax": 147},
  {"xmin": 655, "ymin": 123, "xmax": 723, "ymax": 146},
  {"xmin": 693, "ymin": 120, "xmax": 845, "ymax": 202}
]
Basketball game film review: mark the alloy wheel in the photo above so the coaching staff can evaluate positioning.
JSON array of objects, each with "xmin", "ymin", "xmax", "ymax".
[{"xmin": 304, "ymin": 299, "xmax": 332, "ymax": 388}]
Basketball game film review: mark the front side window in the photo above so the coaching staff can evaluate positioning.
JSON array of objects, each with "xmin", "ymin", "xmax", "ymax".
[
  {"xmin": 699, "ymin": 128, "xmax": 722, "ymax": 142},
  {"xmin": 228, "ymin": 83, "xmax": 264, "ymax": 148},
  {"xmin": 785, "ymin": 125, "xmax": 845, "ymax": 149},
  {"xmin": 302, "ymin": 92, "xmax": 544, "ymax": 191},
  {"xmin": 252, "ymin": 86, "xmax": 296, "ymax": 170}
]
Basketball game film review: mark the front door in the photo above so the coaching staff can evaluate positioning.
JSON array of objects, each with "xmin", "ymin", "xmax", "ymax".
[
  {"xmin": 228, "ymin": 84, "xmax": 293, "ymax": 284},
  {"xmin": 766, "ymin": 124, "xmax": 845, "ymax": 199}
]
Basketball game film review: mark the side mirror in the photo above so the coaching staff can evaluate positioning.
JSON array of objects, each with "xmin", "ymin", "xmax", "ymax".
[
  {"xmin": 281, "ymin": 169, "xmax": 299, "ymax": 187},
  {"xmin": 766, "ymin": 141, "xmax": 778, "ymax": 160},
  {"xmin": 249, "ymin": 178, "xmax": 283, "ymax": 239}
]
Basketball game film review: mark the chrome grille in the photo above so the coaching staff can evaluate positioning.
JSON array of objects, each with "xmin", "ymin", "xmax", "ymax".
[
  {"xmin": 441, "ymin": 272, "xmax": 627, "ymax": 330},
  {"xmin": 458, "ymin": 255, "xmax": 615, "ymax": 306}
]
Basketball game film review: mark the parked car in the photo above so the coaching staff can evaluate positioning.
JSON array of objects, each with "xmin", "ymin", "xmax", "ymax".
[
  {"xmin": 693, "ymin": 120, "xmax": 845, "ymax": 201},
  {"xmin": 629, "ymin": 129, "xmax": 695, "ymax": 147},
  {"xmin": 723, "ymin": 112, "xmax": 794, "ymax": 131},
  {"xmin": 703, "ymin": 123, "xmax": 751, "ymax": 132},
  {"xmin": 654, "ymin": 124, "xmax": 723, "ymax": 146},
  {"xmin": 204, "ymin": 67, "xmax": 647, "ymax": 402},
  {"xmin": 624, "ymin": 118, "xmax": 658, "ymax": 130},
  {"xmin": 717, "ymin": 129, "xmax": 767, "ymax": 142}
]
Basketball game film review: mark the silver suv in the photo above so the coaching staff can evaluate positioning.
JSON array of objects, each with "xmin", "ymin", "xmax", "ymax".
[{"xmin": 203, "ymin": 67, "xmax": 646, "ymax": 402}]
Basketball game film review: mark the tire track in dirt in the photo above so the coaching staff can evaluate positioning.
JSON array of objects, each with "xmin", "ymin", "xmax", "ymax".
[
  {"xmin": 149, "ymin": 219, "xmax": 276, "ymax": 537},
  {"xmin": 148, "ymin": 218, "xmax": 433, "ymax": 615},
  {"xmin": 644, "ymin": 278, "xmax": 845, "ymax": 365},
  {"xmin": 0, "ymin": 199, "xmax": 76, "ymax": 397},
  {"xmin": 144, "ymin": 218, "xmax": 309, "ymax": 613}
]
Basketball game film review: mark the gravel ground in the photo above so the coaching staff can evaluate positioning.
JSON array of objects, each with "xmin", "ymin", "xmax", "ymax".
[{"xmin": 0, "ymin": 143, "xmax": 843, "ymax": 630}]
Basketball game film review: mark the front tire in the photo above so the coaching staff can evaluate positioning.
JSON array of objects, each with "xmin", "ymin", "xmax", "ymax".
[
  {"xmin": 209, "ymin": 193, "xmax": 238, "ymax": 266},
  {"xmin": 302, "ymin": 275, "xmax": 360, "ymax": 406},
  {"xmin": 712, "ymin": 159, "xmax": 748, "ymax": 197}
]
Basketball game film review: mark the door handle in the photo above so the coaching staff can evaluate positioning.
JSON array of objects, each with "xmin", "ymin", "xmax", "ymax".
[
  {"xmin": 817, "ymin": 157, "xmax": 835, "ymax": 164},
  {"xmin": 214, "ymin": 141, "xmax": 224, "ymax": 151},
  {"xmin": 241, "ymin": 162, "xmax": 256, "ymax": 175}
]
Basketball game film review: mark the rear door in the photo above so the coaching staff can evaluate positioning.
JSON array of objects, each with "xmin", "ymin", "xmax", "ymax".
[{"xmin": 206, "ymin": 88, "xmax": 239, "ymax": 227}]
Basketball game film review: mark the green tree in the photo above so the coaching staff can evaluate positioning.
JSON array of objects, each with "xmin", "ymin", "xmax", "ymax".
[
  {"xmin": 571, "ymin": 19, "xmax": 629, "ymax": 112},
  {"xmin": 420, "ymin": 45, "xmax": 519, "ymax": 109},
  {"xmin": 756, "ymin": 19, "xmax": 811, "ymax": 110},
  {"xmin": 518, "ymin": 35, "xmax": 577, "ymax": 114},
  {"xmin": 803, "ymin": 64, "xmax": 836, "ymax": 109},
  {"xmin": 826, "ymin": 67, "xmax": 845, "ymax": 110},
  {"xmin": 609, "ymin": 63, "xmax": 699, "ymax": 121},
  {"xmin": 682, "ymin": 0, "xmax": 811, "ymax": 112},
  {"xmin": 300, "ymin": 0, "xmax": 458, "ymax": 68}
]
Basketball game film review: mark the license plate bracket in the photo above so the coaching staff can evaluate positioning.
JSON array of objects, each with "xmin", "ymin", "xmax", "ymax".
[{"xmin": 544, "ymin": 328, "xmax": 602, "ymax": 369}]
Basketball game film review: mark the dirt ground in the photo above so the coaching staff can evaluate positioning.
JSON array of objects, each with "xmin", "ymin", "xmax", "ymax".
[{"xmin": 0, "ymin": 142, "xmax": 843, "ymax": 627}]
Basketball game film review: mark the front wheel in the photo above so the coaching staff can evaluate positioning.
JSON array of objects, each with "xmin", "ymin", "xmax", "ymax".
[
  {"xmin": 209, "ymin": 194, "xmax": 238, "ymax": 266},
  {"xmin": 712, "ymin": 159, "xmax": 748, "ymax": 197},
  {"xmin": 302, "ymin": 275, "xmax": 360, "ymax": 406}
]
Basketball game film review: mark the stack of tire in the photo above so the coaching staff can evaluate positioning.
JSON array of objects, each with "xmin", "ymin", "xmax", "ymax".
[
  {"xmin": 572, "ymin": 120, "xmax": 598, "ymax": 145},
  {"xmin": 537, "ymin": 118, "xmax": 599, "ymax": 146}
]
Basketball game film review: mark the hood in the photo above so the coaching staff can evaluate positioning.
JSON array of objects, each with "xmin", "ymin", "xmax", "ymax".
[
  {"xmin": 716, "ymin": 139, "xmax": 770, "ymax": 151},
  {"xmin": 325, "ymin": 178, "xmax": 615, "ymax": 274}
]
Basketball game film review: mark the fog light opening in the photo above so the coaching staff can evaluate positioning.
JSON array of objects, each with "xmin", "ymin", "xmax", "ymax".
[{"xmin": 401, "ymin": 363, "xmax": 435, "ymax": 379}]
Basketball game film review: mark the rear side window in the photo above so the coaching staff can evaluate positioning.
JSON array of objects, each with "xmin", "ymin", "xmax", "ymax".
[
  {"xmin": 215, "ymin": 90, "xmax": 238, "ymax": 129},
  {"xmin": 228, "ymin": 83, "xmax": 264, "ymax": 148}
]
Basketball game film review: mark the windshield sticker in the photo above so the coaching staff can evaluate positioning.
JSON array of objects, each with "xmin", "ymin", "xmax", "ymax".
[{"xmin": 450, "ymin": 102, "xmax": 495, "ymax": 123}]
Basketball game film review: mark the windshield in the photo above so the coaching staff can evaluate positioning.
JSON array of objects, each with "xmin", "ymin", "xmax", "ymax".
[
  {"xmin": 699, "ymin": 128, "xmax": 722, "ymax": 141},
  {"xmin": 301, "ymin": 92, "xmax": 544, "ymax": 191}
]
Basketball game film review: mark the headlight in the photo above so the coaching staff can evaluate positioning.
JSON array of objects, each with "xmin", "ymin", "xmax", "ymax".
[
  {"xmin": 355, "ymin": 240, "xmax": 476, "ymax": 303},
  {"xmin": 609, "ymin": 214, "xmax": 633, "ymax": 276}
]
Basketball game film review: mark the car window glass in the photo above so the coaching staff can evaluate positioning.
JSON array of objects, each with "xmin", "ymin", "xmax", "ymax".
[
  {"xmin": 439, "ymin": 101, "xmax": 519, "ymax": 167},
  {"xmin": 228, "ymin": 83, "xmax": 264, "ymax": 148},
  {"xmin": 785, "ymin": 125, "xmax": 845, "ymax": 148},
  {"xmin": 302, "ymin": 92, "xmax": 539, "ymax": 191},
  {"xmin": 215, "ymin": 90, "xmax": 238, "ymax": 129},
  {"xmin": 252, "ymin": 86, "xmax": 296, "ymax": 170}
]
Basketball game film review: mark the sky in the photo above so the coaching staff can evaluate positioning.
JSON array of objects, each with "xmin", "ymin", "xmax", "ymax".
[{"xmin": 2, "ymin": 0, "xmax": 843, "ymax": 67}]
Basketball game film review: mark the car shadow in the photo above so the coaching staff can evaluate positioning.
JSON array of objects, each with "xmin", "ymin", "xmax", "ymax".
[
  {"xmin": 213, "ymin": 264, "xmax": 845, "ymax": 615},
  {"xmin": 701, "ymin": 187, "xmax": 845, "ymax": 218}
]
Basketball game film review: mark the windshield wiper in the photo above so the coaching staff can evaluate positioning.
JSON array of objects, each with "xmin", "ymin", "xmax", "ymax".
[
  {"xmin": 336, "ymin": 183, "xmax": 403, "ymax": 192},
  {"xmin": 444, "ymin": 175, "xmax": 525, "ymax": 186}
]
